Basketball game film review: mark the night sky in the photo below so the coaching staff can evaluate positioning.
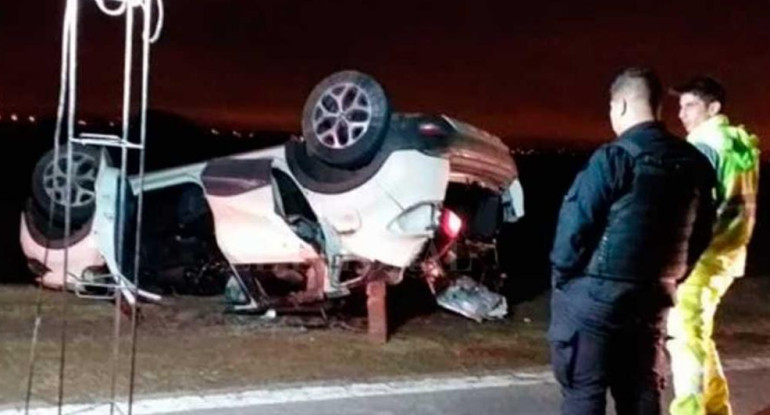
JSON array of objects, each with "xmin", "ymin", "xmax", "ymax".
[{"xmin": 0, "ymin": 1, "xmax": 767, "ymax": 150}]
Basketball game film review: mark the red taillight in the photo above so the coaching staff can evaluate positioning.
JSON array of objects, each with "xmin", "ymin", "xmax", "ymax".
[{"xmin": 441, "ymin": 209, "xmax": 463, "ymax": 239}]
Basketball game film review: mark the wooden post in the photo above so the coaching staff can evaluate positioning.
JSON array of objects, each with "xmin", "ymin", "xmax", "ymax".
[{"xmin": 366, "ymin": 280, "xmax": 388, "ymax": 344}]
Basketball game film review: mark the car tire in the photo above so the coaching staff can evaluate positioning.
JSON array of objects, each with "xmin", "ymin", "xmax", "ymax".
[
  {"xmin": 301, "ymin": 70, "xmax": 390, "ymax": 169},
  {"xmin": 285, "ymin": 138, "xmax": 390, "ymax": 194},
  {"xmin": 31, "ymin": 143, "xmax": 105, "ymax": 228},
  {"xmin": 23, "ymin": 198, "xmax": 93, "ymax": 250}
]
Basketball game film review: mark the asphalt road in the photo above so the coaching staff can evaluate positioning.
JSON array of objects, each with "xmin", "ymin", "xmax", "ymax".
[
  {"xmin": 2, "ymin": 359, "xmax": 769, "ymax": 415},
  {"xmin": 168, "ymin": 362, "xmax": 770, "ymax": 415}
]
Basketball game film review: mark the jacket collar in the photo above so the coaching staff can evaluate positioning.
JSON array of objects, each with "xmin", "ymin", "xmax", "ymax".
[
  {"xmin": 617, "ymin": 120, "xmax": 664, "ymax": 140},
  {"xmin": 688, "ymin": 114, "xmax": 729, "ymax": 142}
]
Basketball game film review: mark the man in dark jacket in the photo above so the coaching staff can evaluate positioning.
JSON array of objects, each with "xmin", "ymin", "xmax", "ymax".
[{"xmin": 548, "ymin": 67, "xmax": 716, "ymax": 415}]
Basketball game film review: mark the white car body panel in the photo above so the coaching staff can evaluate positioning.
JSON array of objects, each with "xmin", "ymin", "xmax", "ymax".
[
  {"xmin": 130, "ymin": 162, "xmax": 206, "ymax": 194},
  {"xmin": 200, "ymin": 147, "xmax": 451, "ymax": 268},
  {"xmin": 273, "ymin": 150, "xmax": 449, "ymax": 268},
  {"xmin": 19, "ymin": 216, "xmax": 104, "ymax": 289},
  {"xmin": 373, "ymin": 150, "xmax": 451, "ymax": 211},
  {"xmin": 92, "ymin": 158, "xmax": 126, "ymax": 281},
  {"xmin": 206, "ymin": 187, "xmax": 320, "ymax": 265}
]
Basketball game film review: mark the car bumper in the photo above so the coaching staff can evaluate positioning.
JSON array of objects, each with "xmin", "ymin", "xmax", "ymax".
[{"xmin": 19, "ymin": 214, "xmax": 104, "ymax": 289}]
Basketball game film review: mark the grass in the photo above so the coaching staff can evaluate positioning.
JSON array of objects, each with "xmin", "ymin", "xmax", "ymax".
[{"xmin": 0, "ymin": 275, "xmax": 767, "ymax": 406}]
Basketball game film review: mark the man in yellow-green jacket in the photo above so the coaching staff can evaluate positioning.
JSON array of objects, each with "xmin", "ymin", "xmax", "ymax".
[{"xmin": 668, "ymin": 76, "xmax": 761, "ymax": 415}]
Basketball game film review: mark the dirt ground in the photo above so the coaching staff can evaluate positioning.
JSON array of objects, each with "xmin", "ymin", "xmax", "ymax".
[{"xmin": 1, "ymin": 276, "xmax": 769, "ymax": 408}]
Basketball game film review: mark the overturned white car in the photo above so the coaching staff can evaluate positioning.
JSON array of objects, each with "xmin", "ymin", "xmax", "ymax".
[{"xmin": 20, "ymin": 71, "xmax": 524, "ymax": 320}]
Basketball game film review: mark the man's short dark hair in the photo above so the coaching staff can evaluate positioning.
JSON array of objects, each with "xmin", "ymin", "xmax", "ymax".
[
  {"xmin": 671, "ymin": 75, "xmax": 726, "ymax": 107},
  {"xmin": 610, "ymin": 67, "xmax": 663, "ymax": 109}
]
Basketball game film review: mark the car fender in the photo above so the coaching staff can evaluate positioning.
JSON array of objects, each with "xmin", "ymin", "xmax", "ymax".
[{"xmin": 295, "ymin": 150, "xmax": 449, "ymax": 268}]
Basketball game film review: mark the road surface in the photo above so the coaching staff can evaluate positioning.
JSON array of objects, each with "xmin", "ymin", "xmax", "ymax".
[{"xmin": 4, "ymin": 357, "xmax": 769, "ymax": 415}]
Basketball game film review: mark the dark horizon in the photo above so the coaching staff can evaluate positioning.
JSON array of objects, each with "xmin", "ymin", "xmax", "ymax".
[
  {"xmin": 1, "ymin": 1, "xmax": 768, "ymax": 152},
  {"xmin": 0, "ymin": 107, "xmax": 606, "ymax": 153}
]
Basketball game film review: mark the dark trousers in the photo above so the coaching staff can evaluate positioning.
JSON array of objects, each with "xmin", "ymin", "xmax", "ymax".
[{"xmin": 549, "ymin": 279, "xmax": 669, "ymax": 415}]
